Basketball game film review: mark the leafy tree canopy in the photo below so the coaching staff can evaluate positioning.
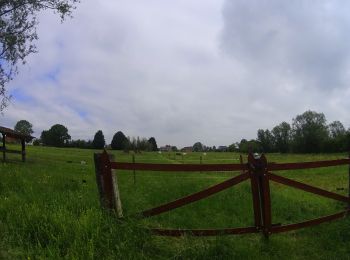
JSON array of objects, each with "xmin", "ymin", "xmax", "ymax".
[
  {"xmin": 92, "ymin": 130, "xmax": 105, "ymax": 149},
  {"xmin": 291, "ymin": 110, "xmax": 329, "ymax": 153},
  {"xmin": 257, "ymin": 129, "xmax": 274, "ymax": 153},
  {"xmin": 14, "ymin": 119, "xmax": 33, "ymax": 136},
  {"xmin": 111, "ymin": 131, "xmax": 128, "ymax": 150},
  {"xmin": 40, "ymin": 124, "xmax": 70, "ymax": 147},
  {"xmin": 328, "ymin": 121, "xmax": 346, "ymax": 138},
  {"xmin": 271, "ymin": 122, "xmax": 291, "ymax": 153},
  {"xmin": 148, "ymin": 137, "xmax": 158, "ymax": 151},
  {"xmin": 238, "ymin": 139, "xmax": 261, "ymax": 153},
  {"xmin": 0, "ymin": 0, "xmax": 79, "ymax": 110},
  {"xmin": 192, "ymin": 142, "xmax": 204, "ymax": 152}
]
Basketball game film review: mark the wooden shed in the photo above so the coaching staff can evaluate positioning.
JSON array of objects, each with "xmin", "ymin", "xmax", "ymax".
[{"xmin": 0, "ymin": 126, "xmax": 34, "ymax": 162}]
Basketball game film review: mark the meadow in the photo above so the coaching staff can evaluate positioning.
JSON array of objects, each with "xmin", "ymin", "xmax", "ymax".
[{"xmin": 0, "ymin": 145, "xmax": 350, "ymax": 259}]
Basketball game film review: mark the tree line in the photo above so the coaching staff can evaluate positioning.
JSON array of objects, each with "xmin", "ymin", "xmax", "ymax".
[
  {"xmin": 230, "ymin": 110, "xmax": 350, "ymax": 153},
  {"xmin": 11, "ymin": 110, "xmax": 350, "ymax": 154},
  {"xmin": 176, "ymin": 111, "xmax": 350, "ymax": 154},
  {"xmin": 10, "ymin": 120, "xmax": 158, "ymax": 152}
]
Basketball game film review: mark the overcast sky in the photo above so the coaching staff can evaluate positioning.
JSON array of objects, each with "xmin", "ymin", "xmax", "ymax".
[{"xmin": 2, "ymin": 0, "xmax": 350, "ymax": 147}]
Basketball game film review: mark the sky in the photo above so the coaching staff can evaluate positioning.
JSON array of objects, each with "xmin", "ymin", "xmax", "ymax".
[{"xmin": 1, "ymin": 0, "xmax": 350, "ymax": 148}]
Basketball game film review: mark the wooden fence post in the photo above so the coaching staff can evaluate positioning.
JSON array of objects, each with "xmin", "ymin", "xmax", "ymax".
[
  {"xmin": 21, "ymin": 139, "xmax": 26, "ymax": 162},
  {"xmin": 248, "ymin": 153, "xmax": 272, "ymax": 238},
  {"xmin": 348, "ymin": 151, "xmax": 350, "ymax": 209},
  {"xmin": 94, "ymin": 153, "xmax": 104, "ymax": 207},
  {"xmin": 248, "ymin": 153, "xmax": 262, "ymax": 232},
  {"xmin": 259, "ymin": 154, "xmax": 272, "ymax": 238},
  {"xmin": 111, "ymin": 164, "xmax": 123, "ymax": 218},
  {"xmin": 94, "ymin": 150, "xmax": 123, "ymax": 217},
  {"xmin": 2, "ymin": 133, "xmax": 5, "ymax": 162},
  {"xmin": 132, "ymin": 154, "xmax": 136, "ymax": 185}
]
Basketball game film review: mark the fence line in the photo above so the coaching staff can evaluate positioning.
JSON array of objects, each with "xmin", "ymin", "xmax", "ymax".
[{"xmin": 94, "ymin": 150, "xmax": 350, "ymax": 237}]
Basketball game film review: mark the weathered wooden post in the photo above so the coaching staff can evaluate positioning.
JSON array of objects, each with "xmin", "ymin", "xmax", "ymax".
[
  {"xmin": 259, "ymin": 154, "xmax": 272, "ymax": 238},
  {"xmin": 348, "ymin": 151, "xmax": 350, "ymax": 209},
  {"xmin": 248, "ymin": 153, "xmax": 271, "ymax": 238},
  {"xmin": 132, "ymin": 154, "xmax": 136, "ymax": 185},
  {"xmin": 94, "ymin": 150, "xmax": 123, "ymax": 217},
  {"xmin": 111, "ymin": 161, "xmax": 123, "ymax": 218},
  {"xmin": 248, "ymin": 153, "xmax": 262, "ymax": 232},
  {"xmin": 21, "ymin": 138, "xmax": 26, "ymax": 162},
  {"xmin": 2, "ymin": 133, "xmax": 5, "ymax": 162},
  {"xmin": 94, "ymin": 153, "xmax": 104, "ymax": 207}
]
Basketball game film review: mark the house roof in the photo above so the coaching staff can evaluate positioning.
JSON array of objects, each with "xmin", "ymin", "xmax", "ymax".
[{"xmin": 0, "ymin": 126, "xmax": 35, "ymax": 141}]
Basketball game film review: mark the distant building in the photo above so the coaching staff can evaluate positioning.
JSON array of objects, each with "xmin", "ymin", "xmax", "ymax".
[
  {"xmin": 217, "ymin": 146, "xmax": 228, "ymax": 152},
  {"xmin": 159, "ymin": 145, "xmax": 172, "ymax": 152},
  {"xmin": 181, "ymin": 146, "xmax": 193, "ymax": 152},
  {"xmin": 5, "ymin": 136, "xmax": 19, "ymax": 144}
]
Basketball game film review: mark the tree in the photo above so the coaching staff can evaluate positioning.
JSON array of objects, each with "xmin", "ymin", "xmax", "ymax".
[
  {"xmin": 192, "ymin": 142, "xmax": 204, "ymax": 152},
  {"xmin": 14, "ymin": 119, "xmax": 33, "ymax": 136},
  {"xmin": 228, "ymin": 143, "xmax": 238, "ymax": 152},
  {"xmin": 0, "ymin": 0, "xmax": 79, "ymax": 110},
  {"xmin": 68, "ymin": 139, "xmax": 92, "ymax": 149},
  {"xmin": 111, "ymin": 131, "xmax": 128, "ymax": 150},
  {"xmin": 257, "ymin": 129, "xmax": 274, "ymax": 152},
  {"xmin": 328, "ymin": 121, "xmax": 346, "ymax": 139},
  {"xmin": 347, "ymin": 129, "xmax": 350, "ymax": 151},
  {"xmin": 147, "ymin": 137, "xmax": 158, "ymax": 151},
  {"xmin": 129, "ymin": 136, "xmax": 136, "ymax": 151},
  {"xmin": 291, "ymin": 110, "xmax": 328, "ymax": 153},
  {"xmin": 40, "ymin": 124, "xmax": 70, "ymax": 147},
  {"xmin": 326, "ymin": 121, "xmax": 347, "ymax": 152},
  {"xmin": 272, "ymin": 122, "xmax": 291, "ymax": 153},
  {"xmin": 137, "ymin": 137, "xmax": 151, "ymax": 151},
  {"xmin": 32, "ymin": 138, "xmax": 40, "ymax": 146},
  {"xmin": 238, "ymin": 139, "xmax": 261, "ymax": 153},
  {"xmin": 92, "ymin": 130, "xmax": 105, "ymax": 149}
]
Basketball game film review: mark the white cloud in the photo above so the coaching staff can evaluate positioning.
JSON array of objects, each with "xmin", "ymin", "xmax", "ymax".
[{"xmin": 1, "ymin": 0, "xmax": 350, "ymax": 147}]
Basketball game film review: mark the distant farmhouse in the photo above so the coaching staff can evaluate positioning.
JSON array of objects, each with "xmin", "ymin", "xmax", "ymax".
[
  {"xmin": 181, "ymin": 146, "xmax": 193, "ymax": 152},
  {"xmin": 217, "ymin": 146, "xmax": 228, "ymax": 152},
  {"xmin": 159, "ymin": 145, "xmax": 172, "ymax": 152}
]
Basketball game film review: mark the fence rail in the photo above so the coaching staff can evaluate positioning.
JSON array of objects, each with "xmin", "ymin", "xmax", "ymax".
[
  {"xmin": 111, "ymin": 161, "xmax": 247, "ymax": 172},
  {"xmin": 268, "ymin": 158, "xmax": 350, "ymax": 171},
  {"xmin": 94, "ymin": 150, "xmax": 350, "ymax": 237}
]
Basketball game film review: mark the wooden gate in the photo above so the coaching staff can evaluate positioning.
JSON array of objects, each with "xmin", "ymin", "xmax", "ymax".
[{"xmin": 94, "ymin": 150, "xmax": 350, "ymax": 237}]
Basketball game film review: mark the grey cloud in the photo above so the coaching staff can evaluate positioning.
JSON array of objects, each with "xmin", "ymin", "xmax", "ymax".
[
  {"xmin": 2, "ymin": 0, "xmax": 350, "ymax": 147},
  {"xmin": 221, "ymin": 0, "xmax": 350, "ymax": 90}
]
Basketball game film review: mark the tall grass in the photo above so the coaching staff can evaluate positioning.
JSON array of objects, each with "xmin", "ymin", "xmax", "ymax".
[{"xmin": 0, "ymin": 146, "xmax": 349, "ymax": 259}]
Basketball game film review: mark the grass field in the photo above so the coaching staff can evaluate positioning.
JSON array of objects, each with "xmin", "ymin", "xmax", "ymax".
[{"xmin": 1, "ymin": 145, "xmax": 350, "ymax": 259}]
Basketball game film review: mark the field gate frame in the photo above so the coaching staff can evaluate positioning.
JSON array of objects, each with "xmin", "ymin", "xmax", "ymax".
[{"xmin": 94, "ymin": 150, "xmax": 350, "ymax": 237}]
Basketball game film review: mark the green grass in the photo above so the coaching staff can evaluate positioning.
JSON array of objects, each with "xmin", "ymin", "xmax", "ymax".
[{"xmin": 1, "ymin": 146, "xmax": 350, "ymax": 259}]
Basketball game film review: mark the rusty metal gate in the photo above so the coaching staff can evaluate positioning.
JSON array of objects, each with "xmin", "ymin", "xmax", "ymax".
[{"xmin": 94, "ymin": 151, "xmax": 350, "ymax": 237}]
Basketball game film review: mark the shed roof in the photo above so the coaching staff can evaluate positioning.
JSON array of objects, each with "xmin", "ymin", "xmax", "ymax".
[{"xmin": 0, "ymin": 126, "xmax": 35, "ymax": 141}]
